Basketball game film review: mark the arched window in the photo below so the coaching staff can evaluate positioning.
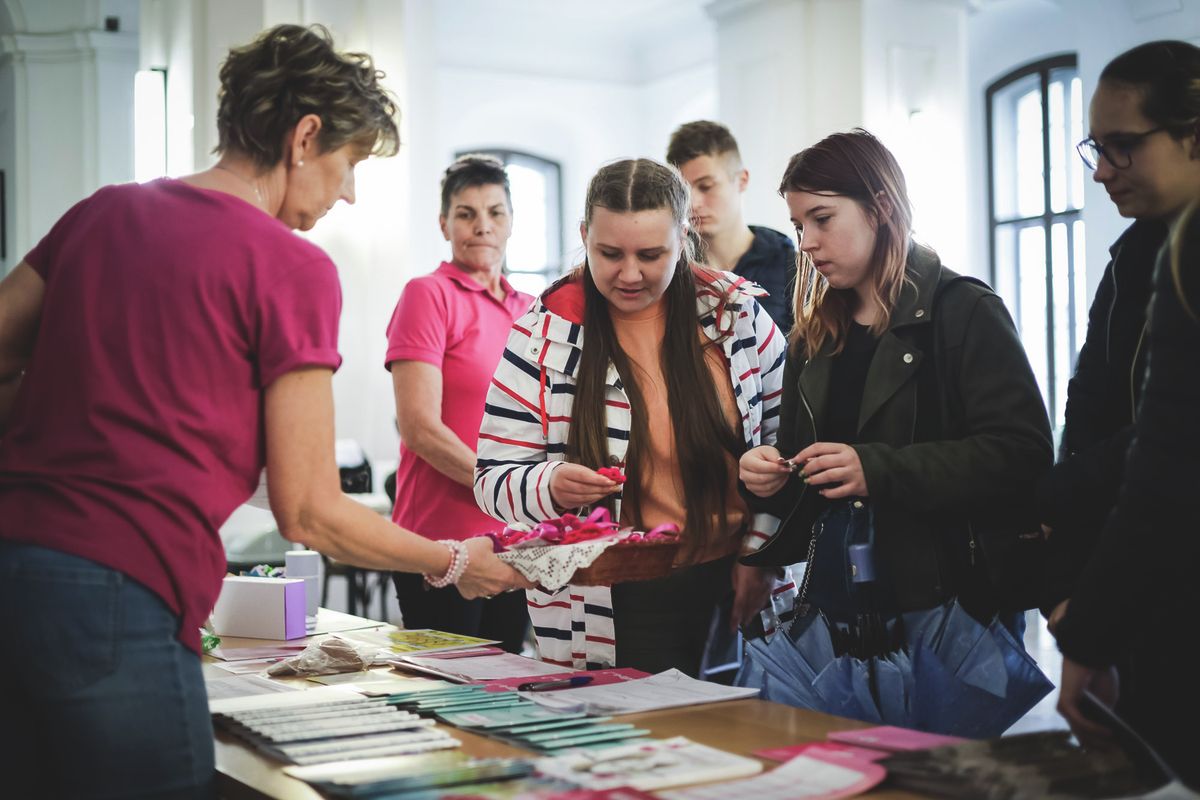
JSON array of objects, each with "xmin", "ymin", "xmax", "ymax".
[
  {"xmin": 986, "ymin": 55, "xmax": 1085, "ymax": 430},
  {"xmin": 458, "ymin": 149, "xmax": 563, "ymax": 296}
]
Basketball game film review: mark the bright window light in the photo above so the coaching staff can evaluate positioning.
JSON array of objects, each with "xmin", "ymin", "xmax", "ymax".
[{"xmin": 134, "ymin": 68, "xmax": 167, "ymax": 183}]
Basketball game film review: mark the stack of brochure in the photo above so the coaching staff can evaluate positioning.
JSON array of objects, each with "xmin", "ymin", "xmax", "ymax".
[
  {"xmin": 335, "ymin": 628, "xmax": 501, "ymax": 663},
  {"xmin": 283, "ymin": 753, "xmax": 562, "ymax": 798},
  {"xmin": 535, "ymin": 736, "xmax": 763, "ymax": 791},
  {"xmin": 212, "ymin": 694, "xmax": 460, "ymax": 765},
  {"xmin": 387, "ymin": 684, "xmax": 651, "ymax": 752},
  {"xmin": 518, "ymin": 668, "xmax": 759, "ymax": 715}
]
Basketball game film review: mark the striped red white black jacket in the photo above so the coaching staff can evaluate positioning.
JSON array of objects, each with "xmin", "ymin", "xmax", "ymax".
[{"xmin": 474, "ymin": 268, "xmax": 788, "ymax": 668}]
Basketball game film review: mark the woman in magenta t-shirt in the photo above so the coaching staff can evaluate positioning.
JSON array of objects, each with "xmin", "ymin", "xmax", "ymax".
[
  {"xmin": 0, "ymin": 25, "xmax": 528, "ymax": 798},
  {"xmin": 385, "ymin": 155, "xmax": 535, "ymax": 653}
]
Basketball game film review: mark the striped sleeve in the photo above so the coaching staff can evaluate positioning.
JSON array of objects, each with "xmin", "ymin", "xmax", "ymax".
[
  {"xmin": 474, "ymin": 314, "xmax": 562, "ymax": 526},
  {"xmin": 743, "ymin": 298, "xmax": 787, "ymax": 554},
  {"xmin": 753, "ymin": 297, "xmax": 786, "ymax": 446}
]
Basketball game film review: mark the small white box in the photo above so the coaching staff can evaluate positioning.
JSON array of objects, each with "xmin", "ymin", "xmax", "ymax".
[
  {"xmin": 210, "ymin": 576, "xmax": 308, "ymax": 640},
  {"xmin": 285, "ymin": 550, "xmax": 323, "ymax": 617}
]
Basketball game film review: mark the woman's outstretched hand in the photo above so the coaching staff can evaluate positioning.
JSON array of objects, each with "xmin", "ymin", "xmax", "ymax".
[{"xmin": 455, "ymin": 537, "xmax": 535, "ymax": 599}]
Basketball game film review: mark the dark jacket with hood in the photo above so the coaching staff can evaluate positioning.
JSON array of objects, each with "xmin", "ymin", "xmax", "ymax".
[
  {"xmin": 734, "ymin": 225, "xmax": 797, "ymax": 334},
  {"xmin": 743, "ymin": 243, "xmax": 1053, "ymax": 615},
  {"xmin": 1034, "ymin": 219, "xmax": 1168, "ymax": 607}
]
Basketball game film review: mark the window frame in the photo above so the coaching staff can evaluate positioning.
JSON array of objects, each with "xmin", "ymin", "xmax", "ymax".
[{"xmin": 985, "ymin": 53, "xmax": 1083, "ymax": 428}]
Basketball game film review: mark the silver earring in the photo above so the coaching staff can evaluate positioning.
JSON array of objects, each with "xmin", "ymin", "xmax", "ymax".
[{"xmin": 297, "ymin": 160, "xmax": 305, "ymax": 167}]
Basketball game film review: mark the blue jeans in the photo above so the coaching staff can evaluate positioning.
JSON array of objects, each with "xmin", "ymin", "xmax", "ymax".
[{"xmin": 0, "ymin": 542, "xmax": 215, "ymax": 799}]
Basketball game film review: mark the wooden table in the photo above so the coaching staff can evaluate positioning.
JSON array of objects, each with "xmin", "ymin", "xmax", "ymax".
[{"xmin": 206, "ymin": 622, "xmax": 926, "ymax": 799}]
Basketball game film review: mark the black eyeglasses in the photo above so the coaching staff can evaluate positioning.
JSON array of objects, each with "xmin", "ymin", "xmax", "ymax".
[{"xmin": 1076, "ymin": 127, "xmax": 1167, "ymax": 170}]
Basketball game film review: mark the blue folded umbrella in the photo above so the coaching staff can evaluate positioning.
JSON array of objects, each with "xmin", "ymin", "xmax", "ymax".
[
  {"xmin": 739, "ymin": 599, "xmax": 1053, "ymax": 737},
  {"xmin": 873, "ymin": 650, "xmax": 913, "ymax": 722},
  {"xmin": 813, "ymin": 657, "xmax": 884, "ymax": 723},
  {"xmin": 739, "ymin": 609, "xmax": 836, "ymax": 708}
]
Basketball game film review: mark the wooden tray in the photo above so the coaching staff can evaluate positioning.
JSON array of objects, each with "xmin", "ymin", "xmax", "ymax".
[{"xmin": 570, "ymin": 539, "xmax": 681, "ymax": 586}]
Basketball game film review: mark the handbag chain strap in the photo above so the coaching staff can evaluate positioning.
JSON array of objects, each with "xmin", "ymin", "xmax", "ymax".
[{"xmin": 793, "ymin": 518, "xmax": 823, "ymax": 618}]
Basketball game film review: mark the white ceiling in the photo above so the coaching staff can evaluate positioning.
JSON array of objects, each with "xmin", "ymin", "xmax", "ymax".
[{"xmin": 432, "ymin": 0, "xmax": 714, "ymax": 84}]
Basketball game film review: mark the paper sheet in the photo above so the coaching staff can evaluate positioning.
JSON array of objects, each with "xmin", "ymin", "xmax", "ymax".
[
  {"xmin": 209, "ymin": 644, "xmax": 309, "ymax": 662},
  {"xmin": 535, "ymin": 736, "xmax": 762, "ymax": 791},
  {"xmin": 209, "ymin": 684, "xmax": 363, "ymax": 715},
  {"xmin": 658, "ymin": 752, "xmax": 885, "ymax": 800},
  {"xmin": 520, "ymin": 668, "xmax": 759, "ymax": 715},
  {"xmin": 307, "ymin": 609, "xmax": 390, "ymax": 635},
  {"xmin": 205, "ymin": 675, "xmax": 302, "ymax": 701},
  {"xmin": 394, "ymin": 652, "xmax": 565, "ymax": 683},
  {"xmin": 213, "ymin": 657, "xmax": 292, "ymax": 675}
]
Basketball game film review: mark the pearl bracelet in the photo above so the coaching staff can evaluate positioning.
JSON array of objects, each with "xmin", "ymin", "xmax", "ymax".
[{"xmin": 425, "ymin": 540, "xmax": 469, "ymax": 588}]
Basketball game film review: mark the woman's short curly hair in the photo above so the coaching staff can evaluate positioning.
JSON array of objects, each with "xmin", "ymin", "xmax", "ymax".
[{"xmin": 215, "ymin": 24, "xmax": 400, "ymax": 169}]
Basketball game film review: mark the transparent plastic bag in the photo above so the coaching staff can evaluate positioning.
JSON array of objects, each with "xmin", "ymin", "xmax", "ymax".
[{"xmin": 266, "ymin": 636, "xmax": 373, "ymax": 677}]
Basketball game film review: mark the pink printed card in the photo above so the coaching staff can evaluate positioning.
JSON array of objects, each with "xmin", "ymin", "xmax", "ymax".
[
  {"xmin": 826, "ymin": 725, "xmax": 967, "ymax": 752},
  {"xmin": 755, "ymin": 741, "xmax": 889, "ymax": 763},
  {"xmin": 481, "ymin": 667, "xmax": 651, "ymax": 692}
]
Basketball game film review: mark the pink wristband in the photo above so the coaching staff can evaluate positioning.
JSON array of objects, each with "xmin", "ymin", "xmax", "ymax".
[{"xmin": 425, "ymin": 540, "xmax": 469, "ymax": 588}]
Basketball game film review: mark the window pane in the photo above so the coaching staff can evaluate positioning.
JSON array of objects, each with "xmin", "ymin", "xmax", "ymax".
[
  {"xmin": 1049, "ymin": 68, "xmax": 1083, "ymax": 213},
  {"xmin": 1051, "ymin": 222, "xmax": 1071, "ymax": 427},
  {"xmin": 1018, "ymin": 225, "xmax": 1050, "ymax": 413},
  {"xmin": 459, "ymin": 150, "xmax": 563, "ymax": 286},
  {"xmin": 994, "ymin": 223, "xmax": 1020, "ymax": 329},
  {"xmin": 991, "ymin": 73, "xmax": 1045, "ymax": 220},
  {"xmin": 505, "ymin": 162, "xmax": 549, "ymax": 273},
  {"xmin": 1048, "ymin": 79, "xmax": 1067, "ymax": 213},
  {"xmin": 1072, "ymin": 220, "xmax": 1088, "ymax": 358},
  {"xmin": 1068, "ymin": 75, "xmax": 1085, "ymax": 210},
  {"xmin": 507, "ymin": 271, "xmax": 549, "ymax": 297}
]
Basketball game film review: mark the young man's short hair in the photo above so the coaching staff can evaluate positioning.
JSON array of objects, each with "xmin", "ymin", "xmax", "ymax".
[{"xmin": 666, "ymin": 121, "xmax": 743, "ymax": 169}]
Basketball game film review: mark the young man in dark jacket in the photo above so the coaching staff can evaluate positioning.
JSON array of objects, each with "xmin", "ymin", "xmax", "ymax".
[{"xmin": 667, "ymin": 121, "xmax": 797, "ymax": 333}]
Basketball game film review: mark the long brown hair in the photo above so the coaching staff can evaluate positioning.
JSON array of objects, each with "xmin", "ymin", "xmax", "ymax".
[
  {"xmin": 779, "ymin": 129, "xmax": 913, "ymax": 358},
  {"xmin": 1171, "ymin": 199, "xmax": 1200, "ymax": 322},
  {"xmin": 567, "ymin": 159, "xmax": 744, "ymax": 558}
]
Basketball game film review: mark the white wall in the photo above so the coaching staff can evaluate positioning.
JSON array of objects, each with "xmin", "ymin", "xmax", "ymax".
[
  {"xmin": 0, "ymin": 36, "xmax": 15, "ymax": 274},
  {"xmin": 710, "ymin": 0, "xmax": 819, "ymax": 238},
  {"xmin": 967, "ymin": 0, "xmax": 1200, "ymax": 298},
  {"xmin": 638, "ymin": 64, "xmax": 719, "ymax": 171},
  {"xmin": 863, "ymin": 0, "xmax": 969, "ymax": 274}
]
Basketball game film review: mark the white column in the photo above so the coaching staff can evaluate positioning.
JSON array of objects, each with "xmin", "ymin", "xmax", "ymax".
[
  {"xmin": 0, "ymin": 26, "xmax": 137, "ymax": 271},
  {"xmin": 706, "ymin": 0, "xmax": 865, "ymax": 236}
]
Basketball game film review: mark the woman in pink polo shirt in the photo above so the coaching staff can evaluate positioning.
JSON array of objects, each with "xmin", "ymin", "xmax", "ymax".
[{"xmin": 385, "ymin": 155, "xmax": 535, "ymax": 652}]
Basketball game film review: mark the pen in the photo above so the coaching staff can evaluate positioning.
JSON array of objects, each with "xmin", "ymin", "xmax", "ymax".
[{"xmin": 517, "ymin": 676, "xmax": 594, "ymax": 692}]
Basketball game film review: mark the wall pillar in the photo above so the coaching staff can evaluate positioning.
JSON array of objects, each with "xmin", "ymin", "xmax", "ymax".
[{"xmin": 0, "ymin": 6, "xmax": 137, "ymax": 272}]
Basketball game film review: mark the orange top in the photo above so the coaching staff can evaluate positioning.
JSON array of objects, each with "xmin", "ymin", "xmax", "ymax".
[{"xmin": 610, "ymin": 299, "xmax": 747, "ymax": 563}]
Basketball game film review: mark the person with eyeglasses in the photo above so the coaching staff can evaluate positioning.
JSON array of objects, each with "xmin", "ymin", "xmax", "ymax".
[{"xmin": 1034, "ymin": 40, "xmax": 1200, "ymax": 775}]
